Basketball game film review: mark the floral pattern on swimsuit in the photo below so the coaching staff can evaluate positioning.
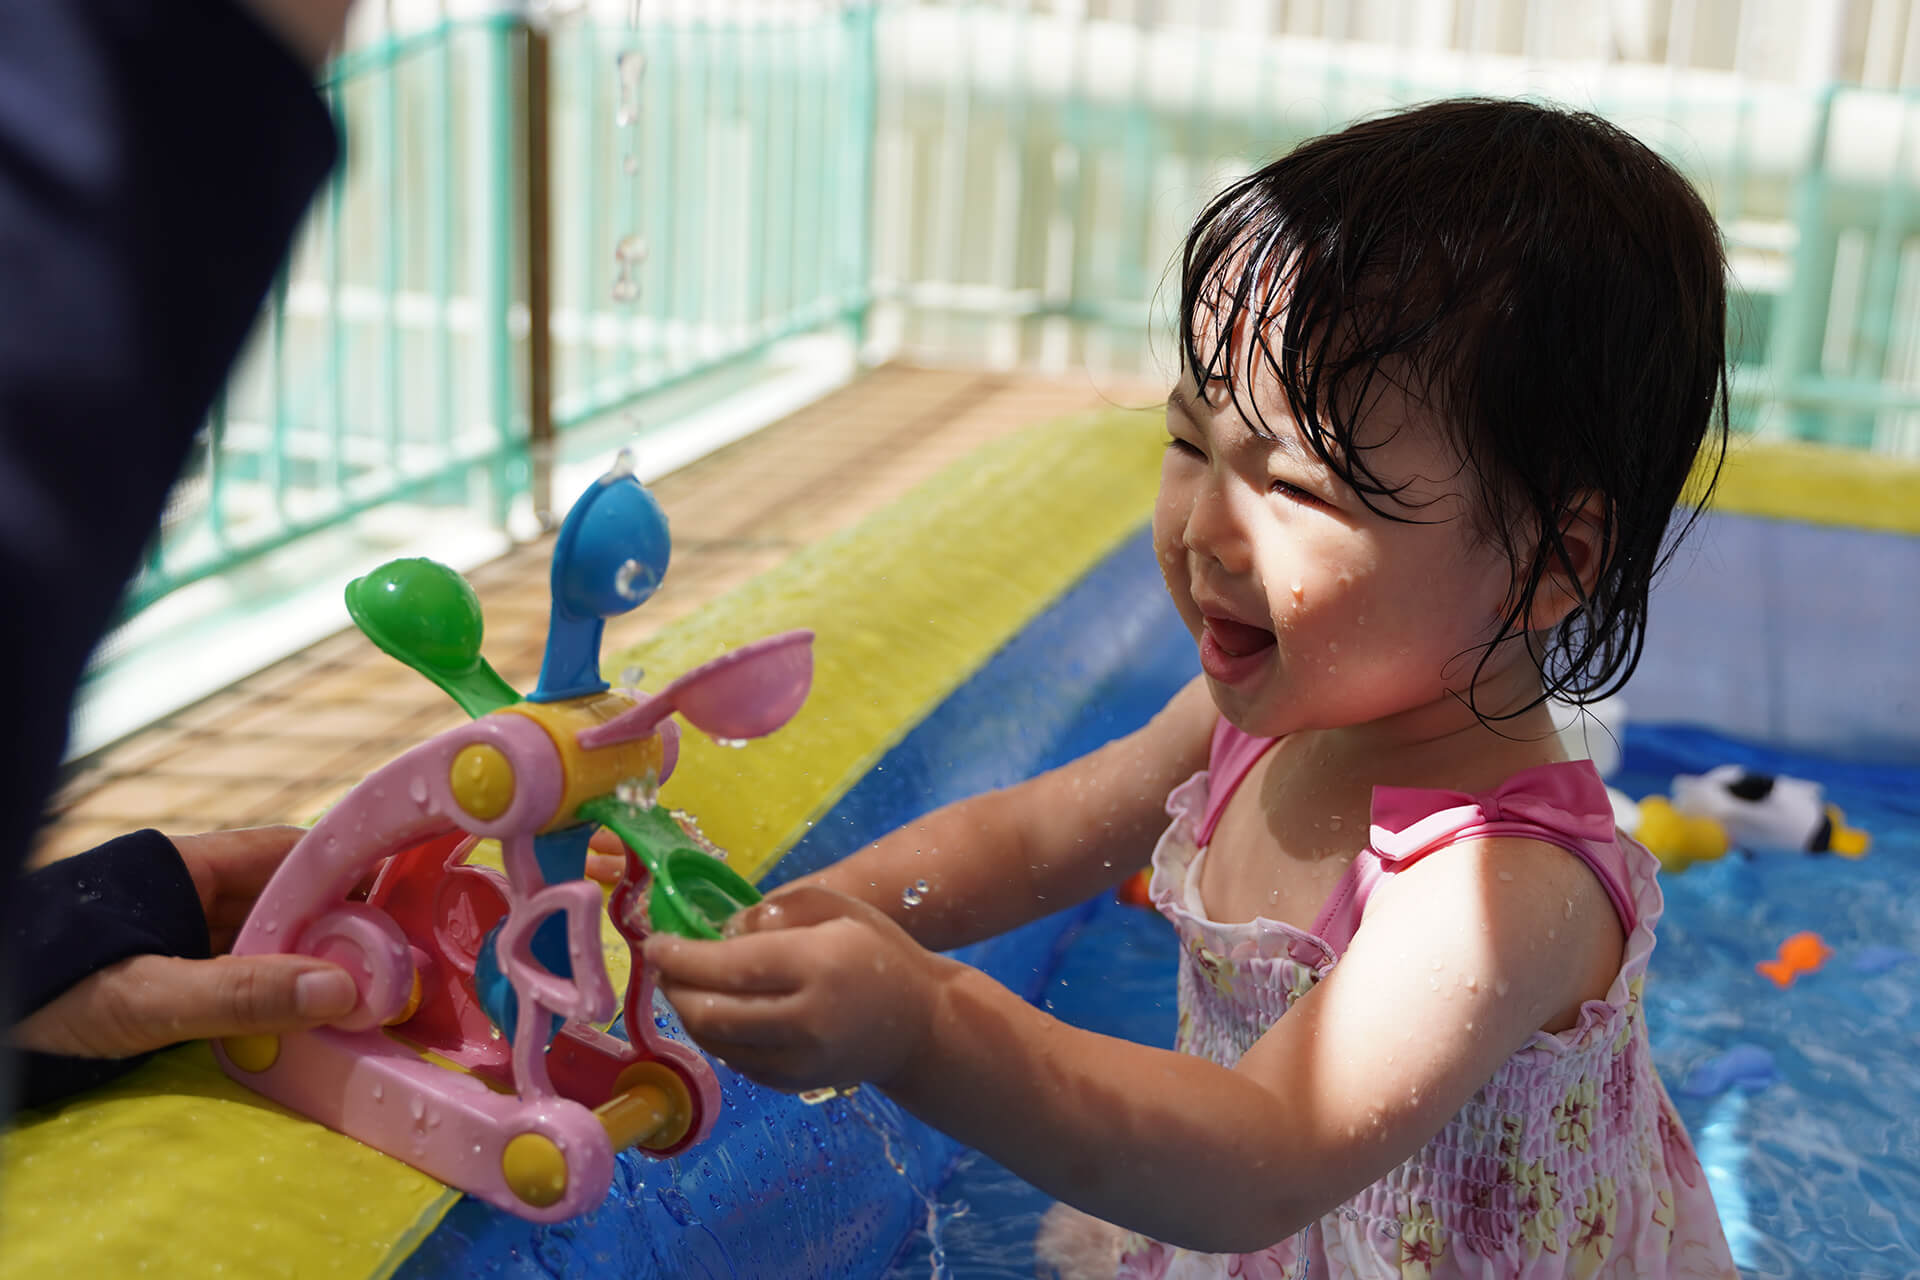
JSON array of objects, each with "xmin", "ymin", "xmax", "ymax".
[{"xmin": 1111, "ymin": 767, "xmax": 1738, "ymax": 1280}]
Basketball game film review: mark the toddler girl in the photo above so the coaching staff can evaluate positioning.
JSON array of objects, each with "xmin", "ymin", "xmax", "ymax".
[{"xmin": 644, "ymin": 98, "xmax": 1738, "ymax": 1278}]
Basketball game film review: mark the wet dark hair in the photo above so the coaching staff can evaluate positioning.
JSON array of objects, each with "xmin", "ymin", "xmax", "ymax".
[{"xmin": 1178, "ymin": 98, "xmax": 1728, "ymax": 716}]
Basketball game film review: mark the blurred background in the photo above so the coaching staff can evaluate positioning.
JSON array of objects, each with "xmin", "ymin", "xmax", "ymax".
[{"xmin": 75, "ymin": 0, "xmax": 1920, "ymax": 757}]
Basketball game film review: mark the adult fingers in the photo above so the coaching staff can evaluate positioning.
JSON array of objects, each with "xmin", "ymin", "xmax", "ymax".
[{"xmin": 10, "ymin": 953, "xmax": 359, "ymax": 1059}]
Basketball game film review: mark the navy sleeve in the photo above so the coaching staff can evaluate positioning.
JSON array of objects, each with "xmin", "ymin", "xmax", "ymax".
[
  {"xmin": 0, "ymin": 3, "xmax": 337, "ymax": 937},
  {"xmin": 8, "ymin": 831, "xmax": 211, "ymax": 1108},
  {"xmin": 0, "ymin": 0, "xmax": 338, "ymax": 1110}
]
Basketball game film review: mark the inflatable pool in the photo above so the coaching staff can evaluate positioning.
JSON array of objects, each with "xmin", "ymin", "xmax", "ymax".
[{"xmin": 5, "ymin": 412, "xmax": 1917, "ymax": 1278}]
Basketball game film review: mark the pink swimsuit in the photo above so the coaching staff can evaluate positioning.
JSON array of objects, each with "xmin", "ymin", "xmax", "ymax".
[{"xmin": 1115, "ymin": 722, "xmax": 1736, "ymax": 1280}]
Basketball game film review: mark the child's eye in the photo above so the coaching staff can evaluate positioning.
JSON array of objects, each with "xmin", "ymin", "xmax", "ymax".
[
  {"xmin": 1164, "ymin": 436, "xmax": 1205, "ymax": 460},
  {"xmin": 1268, "ymin": 478, "xmax": 1320, "ymax": 504}
]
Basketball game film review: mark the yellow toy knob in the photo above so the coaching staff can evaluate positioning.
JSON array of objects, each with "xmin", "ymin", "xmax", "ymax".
[
  {"xmin": 450, "ymin": 744, "xmax": 515, "ymax": 821},
  {"xmin": 501, "ymin": 1132, "xmax": 569, "ymax": 1209}
]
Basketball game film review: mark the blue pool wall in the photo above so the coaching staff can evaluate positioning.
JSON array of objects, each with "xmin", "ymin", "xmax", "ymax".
[{"xmin": 1634, "ymin": 510, "xmax": 1920, "ymax": 764}]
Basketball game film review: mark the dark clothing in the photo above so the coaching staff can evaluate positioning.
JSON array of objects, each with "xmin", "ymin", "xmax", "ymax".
[
  {"xmin": 0, "ymin": 0, "xmax": 338, "ymax": 1109},
  {"xmin": 9, "ymin": 831, "xmax": 209, "ymax": 1107}
]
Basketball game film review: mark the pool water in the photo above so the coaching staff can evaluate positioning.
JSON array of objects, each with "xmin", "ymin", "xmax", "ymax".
[{"xmin": 884, "ymin": 723, "xmax": 1920, "ymax": 1279}]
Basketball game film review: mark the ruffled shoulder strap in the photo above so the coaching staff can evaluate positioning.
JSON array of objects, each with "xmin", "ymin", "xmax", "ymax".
[{"xmin": 1311, "ymin": 761, "xmax": 1636, "ymax": 956}]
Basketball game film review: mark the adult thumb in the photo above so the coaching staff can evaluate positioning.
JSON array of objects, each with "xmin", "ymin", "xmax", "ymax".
[{"xmin": 12, "ymin": 953, "xmax": 360, "ymax": 1059}]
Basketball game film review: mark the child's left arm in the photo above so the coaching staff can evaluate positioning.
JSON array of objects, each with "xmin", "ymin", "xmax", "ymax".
[{"xmin": 645, "ymin": 833, "xmax": 1623, "ymax": 1253}]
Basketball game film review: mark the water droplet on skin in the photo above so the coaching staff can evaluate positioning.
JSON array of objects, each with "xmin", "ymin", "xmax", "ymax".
[
  {"xmin": 1289, "ymin": 580, "xmax": 1304, "ymax": 598},
  {"xmin": 1496, "ymin": 870, "xmax": 1514, "ymax": 882},
  {"xmin": 1327, "ymin": 664, "xmax": 1337, "ymax": 674},
  {"xmin": 1327, "ymin": 641, "xmax": 1339, "ymax": 653},
  {"xmin": 408, "ymin": 777, "xmax": 429, "ymax": 805},
  {"xmin": 371, "ymin": 1083, "xmax": 384, "ymax": 1101},
  {"xmin": 1495, "ymin": 980, "xmax": 1511, "ymax": 996},
  {"xmin": 901, "ymin": 878, "xmax": 929, "ymax": 908},
  {"xmin": 261, "ymin": 920, "xmax": 278, "ymax": 934},
  {"xmin": 1565, "ymin": 898, "xmax": 1575, "ymax": 919},
  {"xmin": 1328, "ymin": 815, "xmax": 1342, "ymax": 831}
]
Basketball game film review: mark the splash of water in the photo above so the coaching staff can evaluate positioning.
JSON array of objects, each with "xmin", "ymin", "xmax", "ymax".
[{"xmin": 615, "ymin": 771, "xmax": 660, "ymax": 811}]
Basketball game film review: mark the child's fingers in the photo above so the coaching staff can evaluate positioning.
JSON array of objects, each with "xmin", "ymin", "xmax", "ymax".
[
  {"xmin": 587, "ymin": 826, "xmax": 629, "ymax": 856},
  {"xmin": 643, "ymin": 932, "xmax": 809, "ymax": 994},
  {"xmin": 728, "ymin": 883, "xmax": 877, "ymax": 937},
  {"xmin": 657, "ymin": 983, "xmax": 807, "ymax": 1049},
  {"xmin": 584, "ymin": 850, "xmax": 625, "ymax": 886}
]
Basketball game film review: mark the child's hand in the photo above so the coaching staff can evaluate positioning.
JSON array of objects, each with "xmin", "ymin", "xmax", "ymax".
[{"xmin": 643, "ymin": 885, "xmax": 960, "ymax": 1094}]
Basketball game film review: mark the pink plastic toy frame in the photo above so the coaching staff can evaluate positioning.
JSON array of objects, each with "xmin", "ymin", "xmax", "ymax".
[{"xmin": 214, "ymin": 710, "xmax": 719, "ymax": 1222}]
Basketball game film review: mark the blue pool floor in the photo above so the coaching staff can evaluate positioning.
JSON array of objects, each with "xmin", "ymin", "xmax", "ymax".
[{"xmin": 885, "ymin": 722, "xmax": 1920, "ymax": 1279}]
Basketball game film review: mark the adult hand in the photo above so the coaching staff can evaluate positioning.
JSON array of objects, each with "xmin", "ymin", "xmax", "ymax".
[
  {"xmin": 643, "ymin": 884, "xmax": 961, "ymax": 1094},
  {"xmin": 10, "ymin": 826, "xmax": 358, "ymax": 1059}
]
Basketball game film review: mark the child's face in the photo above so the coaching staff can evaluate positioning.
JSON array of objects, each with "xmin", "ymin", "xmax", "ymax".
[{"xmin": 1153, "ymin": 370, "xmax": 1525, "ymax": 741}]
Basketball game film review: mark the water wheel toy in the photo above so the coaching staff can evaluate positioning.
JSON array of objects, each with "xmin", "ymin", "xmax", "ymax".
[{"xmin": 215, "ymin": 453, "xmax": 814, "ymax": 1220}]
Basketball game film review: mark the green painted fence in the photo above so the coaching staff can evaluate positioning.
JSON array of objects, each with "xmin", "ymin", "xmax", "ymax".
[{"xmin": 125, "ymin": 2, "xmax": 1920, "ymax": 632}]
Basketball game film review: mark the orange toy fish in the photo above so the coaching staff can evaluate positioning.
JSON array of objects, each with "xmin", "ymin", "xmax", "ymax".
[{"xmin": 1757, "ymin": 931, "xmax": 1833, "ymax": 987}]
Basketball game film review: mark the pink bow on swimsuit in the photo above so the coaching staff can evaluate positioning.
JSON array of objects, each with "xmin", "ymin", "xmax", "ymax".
[{"xmin": 1368, "ymin": 762, "xmax": 1616, "ymax": 863}]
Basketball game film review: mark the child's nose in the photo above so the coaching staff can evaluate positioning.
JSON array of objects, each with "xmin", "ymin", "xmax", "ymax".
[{"xmin": 1182, "ymin": 472, "xmax": 1252, "ymax": 572}]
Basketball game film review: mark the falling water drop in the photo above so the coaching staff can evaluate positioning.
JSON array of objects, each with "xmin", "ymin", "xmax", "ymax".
[{"xmin": 619, "ymin": 665, "xmax": 646, "ymax": 691}]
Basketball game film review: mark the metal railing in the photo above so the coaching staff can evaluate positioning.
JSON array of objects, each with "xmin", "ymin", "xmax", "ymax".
[
  {"xmin": 123, "ymin": 0, "xmax": 1920, "ymax": 636},
  {"xmin": 129, "ymin": 4, "xmax": 878, "ymax": 621}
]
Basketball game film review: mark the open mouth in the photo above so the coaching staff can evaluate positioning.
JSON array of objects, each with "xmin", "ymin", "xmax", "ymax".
[
  {"xmin": 1204, "ymin": 616, "xmax": 1276, "ymax": 658},
  {"xmin": 1199, "ymin": 615, "xmax": 1276, "ymax": 683}
]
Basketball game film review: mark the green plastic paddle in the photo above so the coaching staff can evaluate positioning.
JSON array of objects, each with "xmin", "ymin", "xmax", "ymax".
[
  {"xmin": 577, "ymin": 795, "xmax": 763, "ymax": 941},
  {"xmin": 345, "ymin": 558, "xmax": 522, "ymax": 719}
]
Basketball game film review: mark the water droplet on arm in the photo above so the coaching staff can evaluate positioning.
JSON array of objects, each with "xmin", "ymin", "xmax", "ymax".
[{"xmin": 901, "ymin": 879, "xmax": 929, "ymax": 908}]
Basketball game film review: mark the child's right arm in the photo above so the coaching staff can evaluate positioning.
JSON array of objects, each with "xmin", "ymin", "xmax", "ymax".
[{"xmin": 770, "ymin": 676, "xmax": 1219, "ymax": 953}]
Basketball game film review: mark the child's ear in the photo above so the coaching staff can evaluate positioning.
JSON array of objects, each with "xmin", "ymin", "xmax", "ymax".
[{"xmin": 1527, "ymin": 492, "xmax": 1609, "ymax": 632}]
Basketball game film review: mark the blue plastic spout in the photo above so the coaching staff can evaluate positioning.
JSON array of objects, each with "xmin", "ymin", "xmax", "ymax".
[{"xmin": 531, "ymin": 456, "xmax": 672, "ymax": 703}]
